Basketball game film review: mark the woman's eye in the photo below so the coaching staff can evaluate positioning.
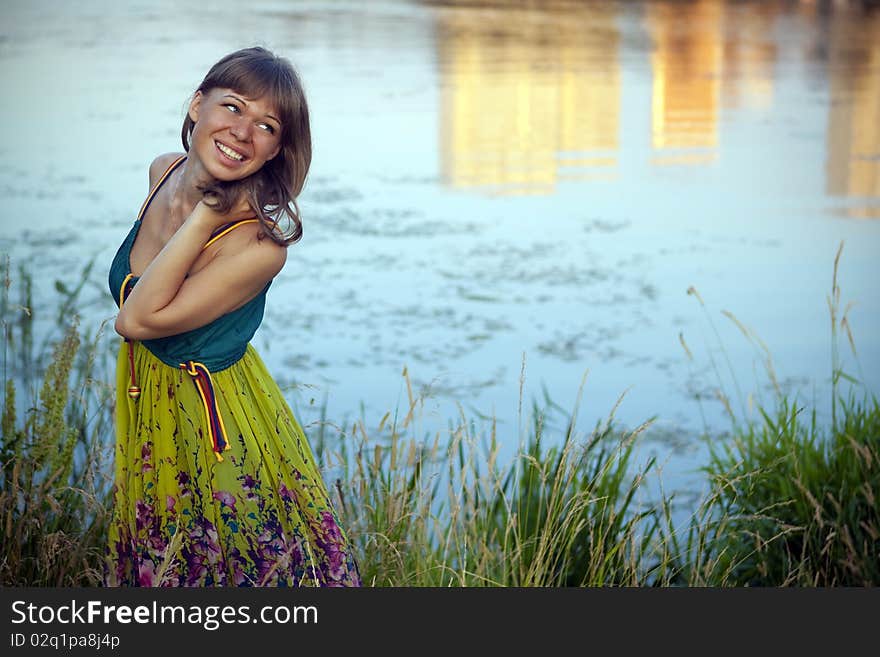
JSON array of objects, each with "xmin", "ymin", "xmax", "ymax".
[
  {"xmin": 258, "ymin": 123, "xmax": 276, "ymax": 134},
  {"xmin": 223, "ymin": 103, "xmax": 240, "ymax": 113}
]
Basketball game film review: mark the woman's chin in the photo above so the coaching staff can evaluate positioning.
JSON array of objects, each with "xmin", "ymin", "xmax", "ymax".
[{"xmin": 203, "ymin": 159, "xmax": 255, "ymax": 183}]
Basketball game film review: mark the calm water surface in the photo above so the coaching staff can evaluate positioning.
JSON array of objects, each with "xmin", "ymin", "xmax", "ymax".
[{"xmin": 1, "ymin": 0, "xmax": 879, "ymax": 502}]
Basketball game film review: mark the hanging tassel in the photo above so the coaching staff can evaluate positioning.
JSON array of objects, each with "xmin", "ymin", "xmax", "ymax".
[{"xmin": 118, "ymin": 273, "xmax": 141, "ymax": 400}]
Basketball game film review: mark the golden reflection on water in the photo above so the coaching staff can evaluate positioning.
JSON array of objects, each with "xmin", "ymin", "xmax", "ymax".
[
  {"xmin": 433, "ymin": 0, "xmax": 880, "ymax": 213},
  {"xmin": 824, "ymin": 6, "xmax": 880, "ymax": 217},
  {"xmin": 436, "ymin": 2, "xmax": 620, "ymax": 196},
  {"xmin": 719, "ymin": 3, "xmax": 777, "ymax": 112},
  {"xmin": 648, "ymin": 0, "xmax": 721, "ymax": 159}
]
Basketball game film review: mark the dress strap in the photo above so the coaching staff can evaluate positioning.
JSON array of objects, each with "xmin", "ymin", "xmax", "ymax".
[
  {"xmin": 203, "ymin": 219, "xmax": 261, "ymax": 250},
  {"xmin": 136, "ymin": 155, "xmax": 187, "ymax": 222}
]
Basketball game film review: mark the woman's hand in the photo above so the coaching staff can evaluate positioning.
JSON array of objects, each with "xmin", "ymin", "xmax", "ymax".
[
  {"xmin": 116, "ymin": 208, "xmax": 285, "ymax": 341},
  {"xmin": 116, "ymin": 186, "xmax": 284, "ymax": 341},
  {"xmin": 190, "ymin": 194, "xmax": 257, "ymax": 232}
]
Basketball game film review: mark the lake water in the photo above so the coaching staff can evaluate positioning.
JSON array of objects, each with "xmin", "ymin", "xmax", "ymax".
[{"xmin": 1, "ymin": 0, "xmax": 879, "ymax": 506}]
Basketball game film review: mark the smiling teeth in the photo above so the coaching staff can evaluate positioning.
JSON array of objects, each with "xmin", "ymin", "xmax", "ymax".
[{"xmin": 216, "ymin": 142, "xmax": 244, "ymax": 161}]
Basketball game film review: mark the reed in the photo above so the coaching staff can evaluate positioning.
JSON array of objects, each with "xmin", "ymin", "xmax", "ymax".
[
  {"xmin": 319, "ymin": 365, "xmax": 667, "ymax": 587},
  {"xmin": 0, "ymin": 256, "xmax": 115, "ymax": 586},
  {"xmin": 1, "ymin": 239, "xmax": 875, "ymax": 587},
  {"xmin": 698, "ymin": 396, "xmax": 879, "ymax": 585},
  {"xmin": 670, "ymin": 242, "xmax": 879, "ymax": 586}
]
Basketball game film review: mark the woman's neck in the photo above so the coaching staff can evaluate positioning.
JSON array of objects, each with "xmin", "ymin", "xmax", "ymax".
[
  {"xmin": 179, "ymin": 154, "xmax": 215, "ymax": 206},
  {"xmin": 167, "ymin": 153, "xmax": 215, "ymax": 229}
]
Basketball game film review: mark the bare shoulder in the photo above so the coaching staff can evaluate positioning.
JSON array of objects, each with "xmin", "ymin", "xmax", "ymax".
[
  {"xmin": 148, "ymin": 152, "xmax": 186, "ymax": 188},
  {"xmin": 248, "ymin": 230, "xmax": 289, "ymax": 278},
  {"xmin": 213, "ymin": 224, "xmax": 289, "ymax": 279}
]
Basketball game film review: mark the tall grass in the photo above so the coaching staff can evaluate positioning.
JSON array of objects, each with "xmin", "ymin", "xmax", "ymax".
[
  {"xmin": 318, "ymin": 368, "xmax": 664, "ymax": 586},
  {"xmin": 670, "ymin": 242, "xmax": 879, "ymax": 586},
  {"xmin": 0, "ymin": 256, "xmax": 115, "ymax": 586},
  {"xmin": 1, "ymin": 240, "xmax": 876, "ymax": 587},
  {"xmin": 699, "ymin": 396, "xmax": 879, "ymax": 585}
]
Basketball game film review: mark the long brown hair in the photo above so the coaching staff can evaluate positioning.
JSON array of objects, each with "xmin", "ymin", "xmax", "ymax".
[{"xmin": 181, "ymin": 47, "xmax": 311, "ymax": 246}]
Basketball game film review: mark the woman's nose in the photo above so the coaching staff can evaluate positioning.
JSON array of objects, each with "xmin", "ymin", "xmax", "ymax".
[{"xmin": 230, "ymin": 118, "xmax": 252, "ymax": 141}]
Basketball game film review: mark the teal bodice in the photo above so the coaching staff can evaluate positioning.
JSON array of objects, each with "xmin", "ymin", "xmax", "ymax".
[
  {"xmin": 107, "ymin": 156, "xmax": 270, "ymax": 372},
  {"xmin": 107, "ymin": 219, "xmax": 270, "ymax": 372}
]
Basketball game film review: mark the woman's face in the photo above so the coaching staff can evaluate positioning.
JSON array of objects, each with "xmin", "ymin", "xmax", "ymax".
[{"xmin": 187, "ymin": 87, "xmax": 282, "ymax": 181}]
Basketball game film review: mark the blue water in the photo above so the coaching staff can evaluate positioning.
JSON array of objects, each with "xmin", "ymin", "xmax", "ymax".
[{"xmin": 1, "ymin": 0, "xmax": 878, "ymax": 509}]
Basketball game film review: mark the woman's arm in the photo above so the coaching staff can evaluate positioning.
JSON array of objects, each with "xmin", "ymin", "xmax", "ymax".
[{"xmin": 114, "ymin": 201, "xmax": 287, "ymax": 341}]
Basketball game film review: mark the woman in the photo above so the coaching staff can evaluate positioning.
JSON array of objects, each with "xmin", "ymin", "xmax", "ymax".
[{"xmin": 106, "ymin": 47, "xmax": 361, "ymax": 587}]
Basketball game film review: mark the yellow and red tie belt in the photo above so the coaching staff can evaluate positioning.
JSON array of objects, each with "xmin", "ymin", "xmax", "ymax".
[
  {"xmin": 178, "ymin": 360, "xmax": 231, "ymax": 461},
  {"xmin": 118, "ymin": 273, "xmax": 230, "ymax": 462}
]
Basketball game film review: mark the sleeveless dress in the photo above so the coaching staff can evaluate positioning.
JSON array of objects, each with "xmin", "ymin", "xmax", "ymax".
[{"xmin": 105, "ymin": 156, "xmax": 361, "ymax": 587}]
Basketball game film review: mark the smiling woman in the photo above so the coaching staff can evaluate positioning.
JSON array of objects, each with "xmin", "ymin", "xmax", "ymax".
[
  {"xmin": 105, "ymin": 47, "xmax": 361, "ymax": 587},
  {"xmin": 191, "ymin": 90, "xmax": 282, "ymax": 175}
]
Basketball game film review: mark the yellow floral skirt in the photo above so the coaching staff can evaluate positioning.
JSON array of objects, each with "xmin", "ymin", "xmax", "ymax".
[{"xmin": 106, "ymin": 340, "xmax": 361, "ymax": 587}]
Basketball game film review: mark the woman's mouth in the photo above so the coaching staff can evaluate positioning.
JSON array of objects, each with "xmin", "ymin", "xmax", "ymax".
[{"xmin": 215, "ymin": 140, "xmax": 247, "ymax": 163}]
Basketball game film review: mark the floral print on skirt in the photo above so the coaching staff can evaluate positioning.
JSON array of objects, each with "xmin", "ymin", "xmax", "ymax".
[{"xmin": 106, "ymin": 340, "xmax": 361, "ymax": 587}]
